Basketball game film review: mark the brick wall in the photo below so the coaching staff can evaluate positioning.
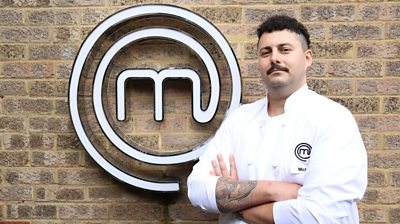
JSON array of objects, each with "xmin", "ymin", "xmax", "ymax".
[{"xmin": 0, "ymin": 0, "xmax": 399, "ymax": 223}]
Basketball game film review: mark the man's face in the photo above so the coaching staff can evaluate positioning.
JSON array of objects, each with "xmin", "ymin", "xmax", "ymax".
[{"xmin": 257, "ymin": 29, "xmax": 312, "ymax": 94}]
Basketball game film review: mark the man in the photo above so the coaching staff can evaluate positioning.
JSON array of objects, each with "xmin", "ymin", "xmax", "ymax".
[{"xmin": 187, "ymin": 15, "xmax": 368, "ymax": 223}]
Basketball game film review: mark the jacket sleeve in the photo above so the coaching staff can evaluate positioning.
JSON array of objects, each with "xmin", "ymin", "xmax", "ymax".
[
  {"xmin": 187, "ymin": 114, "xmax": 236, "ymax": 213},
  {"xmin": 273, "ymin": 109, "xmax": 368, "ymax": 223}
]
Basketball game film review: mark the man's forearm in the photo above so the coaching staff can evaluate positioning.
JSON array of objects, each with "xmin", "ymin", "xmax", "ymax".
[
  {"xmin": 215, "ymin": 177, "xmax": 301, "ymax": 213},
  {"xmin": 216, "ymin": 177, "xmax": 258, "ymax": 212},
  {"xmin": 240, "ymin": 202, "xmax": 275, "ymax": 224}
]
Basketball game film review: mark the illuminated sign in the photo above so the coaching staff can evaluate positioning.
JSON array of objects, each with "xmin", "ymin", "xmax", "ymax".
[{"xmin": 69, "ymin": 4, "xmax": 241, "ymax": 192}]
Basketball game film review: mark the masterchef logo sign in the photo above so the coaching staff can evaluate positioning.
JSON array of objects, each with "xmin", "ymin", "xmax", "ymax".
[{"xmin": 69, "ymin": 4, "xmax": 241, "ymax": 192}]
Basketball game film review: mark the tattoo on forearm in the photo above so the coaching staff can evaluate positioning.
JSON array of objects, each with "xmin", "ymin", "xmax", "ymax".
[{"xmin": 216, "ymin": 177, "xmax": 257, "ymax": 212}]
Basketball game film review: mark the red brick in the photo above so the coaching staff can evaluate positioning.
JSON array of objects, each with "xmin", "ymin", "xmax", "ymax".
[
  {"xmin": 0, "ymin": 0, "xmax": 49, "ymax": 7},
  {"xmin": 55, "ymin": 62, "xmax": 72, "ymax": 79},
  {"xmin": 31, "ymin": 151, "xmax": 80, "ymax": 167},
  {"xmin": 29, "ymin": 134, "xmax": 55, "ymax": 149},
  {"xmin": 390, "ymin": 207, "xmax": 400, "ymax": 222},
  {"xmin": 356, "ymin": 115, "xmax": 400, "ymax": 132},
  {"xmin": 357, "ymin": 41, "xmax": 400, "ymax": 58},
  {"xmin": 361, "ymin": 133, "xmax": 379, "ymax": 151},
  {"xmin": 0, "ymin": 222, "xmax": 31, "ymax": 224},
  {"xmin": 29, "ymin": 116, "xmax": 73, "ymax": 132},
  {"xmin": 193, "ymin": 7, "xmax": 242, "ymax": 23},
  {"xmin": 54, "ymin": 0, "xmax": 104, "ymax": 6},
  {"xmin": 58, "ymin": 169, "xmax": 113, "ymax": 185},
  {"xmin": 386, "ymin": 61, "xmax": 400, "ymax": 77},
  {"xmin": 362, "ymin": 187, "xmax": 400, "ymax": 204},
  {"xmin": 0, "ymin": 27, "xmax": 50, "ymax": 43},
  {"xmin": 0, "ymin": 44, "xmax": 27, "ymax": 61},
  {"xmin": 384, "ymin": 97, "xmax": 400, "ymax": 113},
  {"xmin": 312, "ymin": 41, "xmax": 354, "ymax": 59},
  {"xmin": 0, "ymin": 116, "xmax": 25, "ymax": 132},
  {"xmin": 169, "ymin": 203, "xmax": 219, "ymax": 221},
  {"xmin": 29, "ymin": 80, "xmax": 69, "ymax": 97},
  {"xmin": 7, "ymin": 204, "xmax": 56, "ymax": 219},
  {"xmin": 387, "ymin": 23, "xmax": 400, "ymax": 39},
  {"xmin": 359, "ymin": 206, "xmax": 387, "ymax": 223},
  {"xmin": 133, "ymin": 116, "xmax": 186, "ymax": 133},
  {"xmin": 2, "ymin": 62, "xmax": 53, "ymax": 78},
  {"xmin": 36, "ymin": 187, "xmax": 84, "ymax": 201},
  {"xmin": 29, "ymin": 44, "xmax": 78, "ymax": 60},
  {"xmin": 243, "ymin": 79, "xmax": 265, "ymax": 96},
  {"xmin": 5, "ymin": 169, "xmax": 54, "ymax": 184},
  {"xmin": 54, "ymin": 27, "xmax": 81, "ymax": 43},
  {"xmin": 0, "ymin": 152, "xmax": 29, "ymax": 166},
  {"xmin": 358, "ymin": 3, "xmax": 400, "ymax": 21},
  {"xmin": 368, "ymin": 151, "xmax": 400, "ymax": 169},
  {"xmin": 0, "ymin": 9, "xmax": 23, "ymax": 25},
  {"xmin": 384, "ymin": 134, "xmax": 400, "ymax": 150},
  {"xmin": 109, "ymin": 203, "xmax": 163, "ymax": 220},
  {"xmin": 82, "ymin": 8, "xmax": 113, "ymax": 25},
  {"xmin": 391, "ymin": 171, "xmax": 400, "ymax": 186},
  {"xmin": 0, "ymin": 186, "xmax": 32, "ymax": 201},
  {"xmin": 328, "ymin": 60, "xmax": 383, "ymax": 77},
  {"xmin": 3, "ymin": 99, "xmax": 53, "ymax": 115},
  {"xmin": 3, "ymin": 134, "xmax": 29, "ymax": 149},
  {"xmin": 329, "ymin": 24, "xmax": 382, "ymax": 40},
  {"xmin": 27, "ymin": 9, "xmax": 79, "ymax": 25},
  {"xmin": 307, "ymin": 61, "xmax": 327, "ymax": 77},
  {"xmin": 244, "ymin": 7, "xmax": 296, "ymax": 23},
  {"xmin": 162, "ymin": 133, "xmax": 210, "ymax": 152},
  {"xmin": 56, "ymin": 134, "xmax": 83, "ymax": 150},
  {"xmin": 368, "ymin": 170, "xmax": 387, "ymax": 187},
  {"xmin": 356, "ymin": 79, "xmax": 400, "ymax": 95},
  {"xmin": 308, "ymin": 79, "xmax": 353, "ymax": 96},
  {"xmin": 0, "ymin": 81, "xmax": 27, "ymax": 96},
  {"xmin": 302, "ymin": 5, "xmax": 354, "ymax": 21},
  {"xmin": 330, "ymin": 97, "xmax": 379, "ymax": 114}
]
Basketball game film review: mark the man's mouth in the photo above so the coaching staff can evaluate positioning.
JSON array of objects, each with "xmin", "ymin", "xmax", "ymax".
[{"xmin": 267, "ymin": 64, "xmax": 289, "ymax": 75}]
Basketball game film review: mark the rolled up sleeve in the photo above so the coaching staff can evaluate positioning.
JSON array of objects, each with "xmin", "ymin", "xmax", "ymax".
[
  {"xmin": 187, "ymin": 115, "xmax": 236, "ymax": 213},
  {"xmin": 187, "ymin": 165, "xmax": 220, "ymax": 213}
]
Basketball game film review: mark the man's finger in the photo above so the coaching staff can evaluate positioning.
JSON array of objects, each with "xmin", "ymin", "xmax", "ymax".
[
  {"xmin": 229, "ymin": 154, "xmax": 238, "ymax": 179},
  {"xmin": 212, "ymin": 159, "xmax": 221, "ymax": 176},
  {"xmin": 217, "ymin": 154, "xmax": 230, "ymax": 177}
]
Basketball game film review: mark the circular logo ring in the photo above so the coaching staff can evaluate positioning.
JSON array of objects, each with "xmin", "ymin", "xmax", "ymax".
[
  {"xmin": 294, "ymin": 143, "xmax": 312, "ymax": 162},
  {"xmin": 69, "ymin": 4, "xmax": 241, "ymax": 191}
]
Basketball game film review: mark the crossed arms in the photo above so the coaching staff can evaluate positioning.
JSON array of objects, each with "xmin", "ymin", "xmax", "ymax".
[
  {"xmin": 187, "ymin": 105, "xmax": 368, "ymax": 223},
  {"xmin": 212, "ymin": 154, "xmax": 301, "ymax": 223}
]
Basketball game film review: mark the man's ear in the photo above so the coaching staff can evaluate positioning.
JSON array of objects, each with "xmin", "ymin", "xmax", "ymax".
[{"xmin": 305, "ymin": 49, "xmax": 313, "ymax": 68}]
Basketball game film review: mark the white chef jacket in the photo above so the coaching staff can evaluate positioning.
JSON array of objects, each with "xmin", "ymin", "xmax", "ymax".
[{"xmin": 187, "ymin": 85, "xmax": 368, "ymax": 223}]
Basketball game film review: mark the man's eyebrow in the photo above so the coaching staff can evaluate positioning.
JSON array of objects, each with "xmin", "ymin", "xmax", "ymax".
[
  {"xmin": 277, "ymin": 43, "xmax": 294, "ymax": 47},
  {"xmin": 259, "ymin": 46, "xmax": 271, "ymax": 51},
  {"xmin": 259, "ymin": 43, "xmax": 294, "ymax": 51}
]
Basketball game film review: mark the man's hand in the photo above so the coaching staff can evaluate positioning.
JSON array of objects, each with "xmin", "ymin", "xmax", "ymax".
[{"xmin": 210, "ymin": 153, "xmax": 238, "ymax": 180}]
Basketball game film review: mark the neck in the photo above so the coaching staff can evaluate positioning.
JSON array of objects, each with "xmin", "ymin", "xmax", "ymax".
[
  {"xmin": 266, "ymin": 84, "xmax": 304, "ymax": 117},
  {"xmin": 267, "ymin": 94, "xmax": 287, "ymax": 117}
]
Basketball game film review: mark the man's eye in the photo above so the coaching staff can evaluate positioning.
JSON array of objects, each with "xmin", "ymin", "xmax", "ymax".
[{"xmin": 260, "ymin": 51, "xmax": 270, "ymax": 56}]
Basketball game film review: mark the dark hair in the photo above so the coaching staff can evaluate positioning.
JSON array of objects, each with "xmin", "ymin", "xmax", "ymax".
[{"xmin": 256, "ymin": 15, "xmax": 311, "ymax": 49}]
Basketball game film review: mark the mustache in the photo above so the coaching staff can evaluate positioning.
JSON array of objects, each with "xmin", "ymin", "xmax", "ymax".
[{"xmin": 267, "ymin": 63, "xmax": 289, "ymax": 75}]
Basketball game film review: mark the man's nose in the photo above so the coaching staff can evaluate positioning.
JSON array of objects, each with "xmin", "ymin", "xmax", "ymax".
[{"xmin": 270, "ymin": 50, "xmax": 281, "ymax": 64}]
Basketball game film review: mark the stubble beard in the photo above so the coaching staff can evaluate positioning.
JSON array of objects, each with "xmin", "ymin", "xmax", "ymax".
[{"xmin": 262, "ymin": 71, "xmax": 290, "ymax": 90}]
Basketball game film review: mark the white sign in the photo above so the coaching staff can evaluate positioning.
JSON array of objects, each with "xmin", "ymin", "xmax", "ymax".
[{"xmin": 69, "ymin": 4, "xmax": 241, "ymax": 192}]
